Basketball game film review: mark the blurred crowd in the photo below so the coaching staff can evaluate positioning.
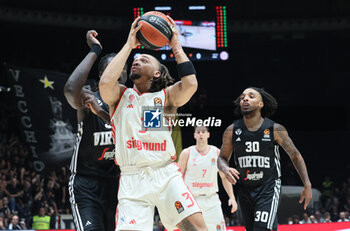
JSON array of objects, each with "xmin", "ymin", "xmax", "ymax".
[
  {"xmin": 284, "ymin": 176, "xmax": 350, "ymax": 225},
  {"xmin": 0, "ymin": 94, "xmax": 71, "ymax": 229},
  {"xmin": 0, "ymin": 131, "xmax": 72, "ymax": 229}
]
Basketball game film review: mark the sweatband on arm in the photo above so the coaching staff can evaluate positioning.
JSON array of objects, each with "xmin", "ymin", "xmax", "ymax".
[
  {"xmin": 177, "ymin": 61, "xmax": 196, "ymax": 78},
  {"xmin": 90, "ymin": 44, "xmax": 102, "ymax": 57}
]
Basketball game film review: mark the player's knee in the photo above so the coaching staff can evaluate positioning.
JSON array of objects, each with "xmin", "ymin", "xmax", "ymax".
[{"xmin": 177, "ymin": 218, "xmax": 208, "ymax": 231}]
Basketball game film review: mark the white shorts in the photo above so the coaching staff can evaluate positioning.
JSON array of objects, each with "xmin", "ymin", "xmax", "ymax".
[
  {"xmin": 116, "ymin": 163, "xmax": 201, "ymax": 231},
  {"xmin": 196, "ymin": 193, "xmax": 226, "ymax": 231}
]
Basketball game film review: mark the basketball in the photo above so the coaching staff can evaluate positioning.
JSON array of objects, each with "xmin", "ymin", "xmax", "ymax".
[{"xmin": 136, "ymin": 11, "xmax": 173, "ymax": 50}]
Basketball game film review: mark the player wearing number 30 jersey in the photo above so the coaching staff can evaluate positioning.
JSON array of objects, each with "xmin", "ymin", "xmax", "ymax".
[{"xmin": 218, "ymin": 87, "xmax": 312, "ymax": 231}]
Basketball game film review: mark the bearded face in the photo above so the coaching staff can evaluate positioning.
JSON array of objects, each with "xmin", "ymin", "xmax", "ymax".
[
  {"xmin": 129, "ymin": 72, "xmax": 141, "ymax": 81},
  {"xmin": 239, "ymin": 88, "xmax": 263, "ymax": 115}
]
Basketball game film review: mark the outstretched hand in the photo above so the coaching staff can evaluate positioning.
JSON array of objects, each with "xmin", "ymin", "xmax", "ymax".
[
  {"xmin": 299, "ymin": 185, "xmax": 312, "ymax": 210},
  {"xmin": 86, "ymin": 30, "xmax": 102, "ymax": 48}
]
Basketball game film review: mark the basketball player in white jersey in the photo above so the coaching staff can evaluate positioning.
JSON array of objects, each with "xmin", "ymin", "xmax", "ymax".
[
  {"xmin": 178, "ymin": 126, "xmax": 237, "ymax": 231},
  {"xmin": 99, "ymin": 16, "xmax": 208, "ymax": 231}
]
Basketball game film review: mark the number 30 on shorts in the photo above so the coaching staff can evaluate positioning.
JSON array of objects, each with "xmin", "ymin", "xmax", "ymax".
[{"xmin": 255, "ymin": 211, "xmax": 269, "ymax": 223}]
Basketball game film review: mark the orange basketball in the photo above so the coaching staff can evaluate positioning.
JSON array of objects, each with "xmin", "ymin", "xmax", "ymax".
[{"xmin": 136, "ymin": 11, "xmax": 173, "ymax": 50}]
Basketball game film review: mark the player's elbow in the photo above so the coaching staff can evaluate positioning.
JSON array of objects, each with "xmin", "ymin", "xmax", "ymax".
[
  {"xmin": 186, "ymin": 75, "xmax": 198, "ymax": 94},
  {"xmin": 99, "ymin": 76, "xmax": 115, "ymax": 99},
  {"xmin": 98, "ymin": 76, "xmax": 109, "ymax": 90},
  {"xmin": 63, "ymin": 82, "xmax": 81, "ymax": 109},
  {"xmin": 191, "ymin": 75, "xmax": 198, "ymax": 88},
  {"xmin": 290, "ymin": 152, "xmax": 303, "ymax": 163},
  {"xmin": 98, "ymin": 89, "xmax": 109, "ymax": 105},
  {"xmin": 63, "ymin": 81, "xmax": 73, "ymax": 96},
  {"xmin": 192, "ymin": 80, "xmax": 198, "ymax": 93}
]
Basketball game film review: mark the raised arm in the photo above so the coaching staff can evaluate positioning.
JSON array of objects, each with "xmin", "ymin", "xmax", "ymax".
[
  {"xmin": 217, "ymin": 124, "xmax": 240, "ymax": 184},
  {"xmin": 165, "ymin": 16, "xmax": 198, "ymax": 108},
  {"xmin": 99, "ymin": 17, "xmax": 141, "ymax": 109},
  {"xmin": 274, "ymin": 123, "xmax": 312, "ymax": 210},
  {"xmin": 64, "ymin": 30, "xmax": 102, "ymax": 110},
  {"xmin": 178, "ymin": 148, "xmax": 190, "ymax": 176}
]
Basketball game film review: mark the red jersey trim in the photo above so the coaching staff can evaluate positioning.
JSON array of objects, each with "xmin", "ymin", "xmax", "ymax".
[
  {"xmin": 216, "ymin": 147, "xmax": 220, "ymax": 157},
  {"xmin": 163, "ymin": 88, "xmax": 167, "ymax": 106},
  {"xmin": 195, "ymin": 145, "xmax": 212, "ymax": 156},
  {"xmin": 110, "ymin": 87, "xmax": 128, "ymax": 119},
  {"xmin": 132, "ymin": 88, "xmax": 166, "ymax": 96}
]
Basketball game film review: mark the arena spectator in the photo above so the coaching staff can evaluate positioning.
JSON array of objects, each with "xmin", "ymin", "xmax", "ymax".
[
  {"xmin": 4, "ymin": 177, "xmax": 24, "ymax": 215},
  {"xmin": 29, "ymin": 207, "xmax": 53, "ymax": 230},
  {"xmin": 7, "ymin": 214, "xmax": 22, "ymax": 230},
  {"xmin": 21, "ymin": 179, "xmax": 33, "ymax": 217},
  {"xmin": 0, "ymin": 197, "xmax": 11, "ymax": 224},
  {"xmin": 330, "ymin": 204, "xmax": 340, "ymax": 221},
  {"xmin": 338, "ymin": 211, "xmax": 350, "ymax": 222},
  {"xmin": 314, "ymin": 210, "xmax": 325, "ymax": 223},
  {"xmin": 309, "ymin": 215, "xmax": 317, "ymax": 223},
  {"xmin": 324, "ymin": 212, "xmax": 332, "ymax": 223},
  {"xmin": 300, "ymin": 212, "xmax": 311, "ymax": 224},
  {"xmin": 292, "ymin": 214, "xmax": 301, "ymax": 224}
]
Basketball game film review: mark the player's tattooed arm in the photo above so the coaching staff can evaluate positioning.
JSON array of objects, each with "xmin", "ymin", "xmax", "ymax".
[
  {"xmin": 218, "ymin": 124, "xmax": 240, "ymax": 184},
  {"xmin": 274, "ymin": 123, "xmax": 312, "ymax": 209},
  {"xmin": 274, "ymin": 123, "xmax": 310, "ymax": 185}
]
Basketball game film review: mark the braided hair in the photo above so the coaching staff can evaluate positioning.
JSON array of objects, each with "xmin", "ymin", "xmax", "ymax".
[
  {"xmin": 234, "ymin": 87, "xmax": 278, "ymax": 118},
  {"xmin": 149, "ymin": 63, "xmax": 174, "ymax": 92},
  {"xmin": 98, "ymin": 53, "xmax": 128, "ymax": 85}
]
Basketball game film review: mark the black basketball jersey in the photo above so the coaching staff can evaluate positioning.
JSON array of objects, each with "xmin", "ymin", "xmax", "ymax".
[
  {"xmin": 230, "ymin": 117, "xmax": 281, "ymax": 187},
  {"xmin": 70, "ymin": 91, "xmax": 119, "ymax": 178}
]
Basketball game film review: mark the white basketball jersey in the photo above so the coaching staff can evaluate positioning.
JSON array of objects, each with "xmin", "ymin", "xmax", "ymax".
[
  {"xmin": 110, "ymin": 88, "xmax": 176, "ymax": 169},
  {"xmin": 184, "ymin": 145, "xmax": 220, "ymax": 197}
]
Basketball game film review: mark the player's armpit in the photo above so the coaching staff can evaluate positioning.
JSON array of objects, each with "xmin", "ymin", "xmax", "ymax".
[
  {"xmin": 218, "ymin": 123, "xmax": 234, "ymax": 163},
  {"xmin": 218, "ymin": 124, "xmax": 240, "ymax": 184},
  {"xmin": 165, "ymin": 76, "xmax": 198, "ymax": 108}
]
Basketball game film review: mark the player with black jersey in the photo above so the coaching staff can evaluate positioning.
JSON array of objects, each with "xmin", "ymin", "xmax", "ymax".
[
  {"xmin": 218, "ymin": 87, "xmax": 312, "ymax": 231},
  {"xmin": 64, "ymin": 30, "xmax": 127, "ymax": 231}
]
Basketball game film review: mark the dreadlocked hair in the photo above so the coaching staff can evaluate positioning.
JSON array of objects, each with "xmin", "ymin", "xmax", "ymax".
[
  {"xmin": 98, "ymin": 53, "xmax": 116, "ymax": 78},
  {"xmin": 149, "ymin": 64, "xmax": 174, "ymax": 92},
  {"xmin": 233, "ymin": 87, "xmax": 278, "ymax": 118}
]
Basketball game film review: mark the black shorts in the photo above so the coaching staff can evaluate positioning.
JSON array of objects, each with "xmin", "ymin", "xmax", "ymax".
[
  {"xmin": 69, "ymin": 174, "xmax": 119, "ymax": 231},
  {"xmin": 236, "ymin": 178, "xmax": 281, "ymax": 231}
]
